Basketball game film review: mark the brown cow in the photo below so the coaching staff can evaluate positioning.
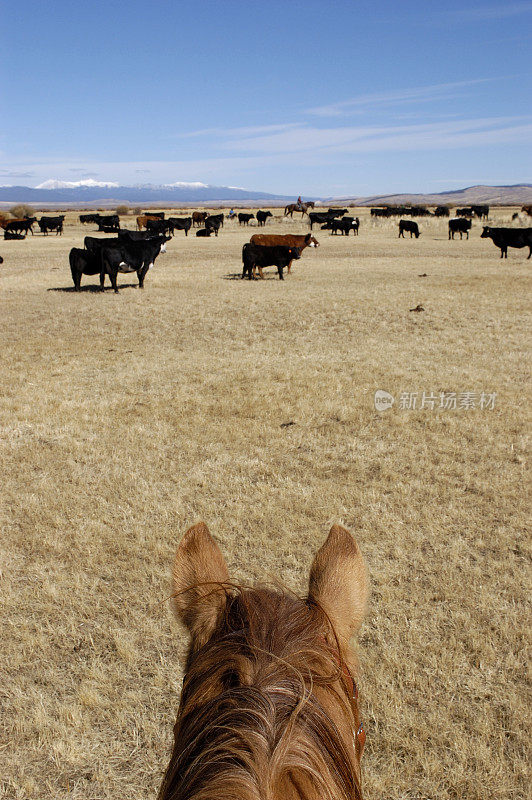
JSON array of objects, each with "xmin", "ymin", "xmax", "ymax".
[
  {"xmin": 192, "ymin": 211, "xmax": 208, "ymax": 227},
  {"xmin": 137, "ymin": 214, "xmax": 163, "ymax": 230},
  {"xmin": 249, "ymin": 232, "xmax": 319, "ymax": 274}
]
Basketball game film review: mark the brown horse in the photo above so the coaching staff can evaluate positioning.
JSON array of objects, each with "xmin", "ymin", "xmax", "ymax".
[
  {"xmin": 284, "ymin": 201, "xmax": 315, "ymax": 218},
  {"xmin": 158, "ymin": 522, "xmax": 369, "ymax": 800}
]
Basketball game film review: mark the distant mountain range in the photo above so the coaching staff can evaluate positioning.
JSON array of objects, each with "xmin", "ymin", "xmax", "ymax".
[
  {"xmin": 0, "ymin": 180, "xmax": 292, "ymax": 206},
  {"xmin": 0, "ymin": 180, "xmax": 530, "ymax": 207},
  {"xmin": 332, "ymin": 184, "xmax": 532, "ymax": 207}
]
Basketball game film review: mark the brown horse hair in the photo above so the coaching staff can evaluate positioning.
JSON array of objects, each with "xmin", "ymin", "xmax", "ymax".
[{"xmin": 159, "ymin": 582, "xmax": 363, "ymax": 800}]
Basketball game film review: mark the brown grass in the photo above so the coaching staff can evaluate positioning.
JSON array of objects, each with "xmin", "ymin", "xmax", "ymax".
[{"xmin": 0, "ymin": 207, "xmax": 530, "ymax": 799}]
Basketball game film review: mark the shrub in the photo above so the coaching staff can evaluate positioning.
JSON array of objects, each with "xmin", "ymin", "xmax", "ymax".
[
  {"xmin": 133, "ymin": 207, "xmax": 142, "ymax": 216},
  {"xmin": 116, "ymin": 205, "xmax": 130, "ymax": 216},
  {"xmin": 9, "ymin": 204, "xmax": 35, "ymax": 219}
]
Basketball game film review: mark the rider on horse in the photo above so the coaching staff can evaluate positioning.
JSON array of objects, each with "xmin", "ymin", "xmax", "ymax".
[{"xmin": 296, "ymin": 196, "xmax": 303, "ymax": 210}]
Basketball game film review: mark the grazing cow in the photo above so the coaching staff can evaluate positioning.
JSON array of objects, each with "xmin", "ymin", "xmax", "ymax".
[
  {"xmin": 242, "ymin": 243, "xmax": 301, "ymax": 280},
  {"xmin": 250, "ymin": 232, "xmax": 318, "ymax": 273},
  {"xmin": 480, "ymin": 227, "xmax": 532, "ymax": 258},
  {"xmin": 256, "ymin": 210, "xmax": 273, "ymax": 226},
  {"xmin": 327, "ymin": 208, "xmax": 348, "ymax": 218},
  {"xmin": 168, "ymin": 216, "xmax": 192, "ymax": 236},
  {"xmin": 4, "ymin": 230, "xmax": 26, "ymax": 240},
  {"xmin": 196, "ymin": 228, "xmax": 212, "ymax": 237},
  {"xmin": 434, "ymin": 206, "xmax": 450, "ymax": 217},
  {"xmin": 4, "ymin": 217, "xmax": 36, "ymax": 236},
  {"xmin": 238, "ymin": 213, "xmax": 255, "ymax": 226},
  {"xmin": 448, "ymin": 218, "xmax": 472, "ymax": 239},
  {"xmin": 83, "ymin": 234, "xmax": 170, "ymax": 291},
  {"xmin": 330, "ymin": 217, "xmax": 359, "ymax": 236},
  {"xmin": 192, "ymin": 211, "xmax": 208, "ymax": 227},
  {"xmin": 398, "ymin": 220, "xmax": 420, "ymax": 238},
  {"xmin": 142, "ymin": 211, "xmax": 164, "ymax": 219},
  {"xmin": 97, "ymin": 214, "xmax": 120, "ymax": 232},
  {"xmin": 456, "ymin": 207, "xmax": 474, "ymax": 218},
  {"xmin": 522, "ymin": 205, "xmax": 532, "ymax": 217},
  {"xmin": 309, "ymin": 211, "xmax": 338, "ymax": 230},
  {"xmin": 98, "ymin": 224, "xmax": 121, "ymax": 233},
  {"xmin": 471, "ymin": 205, "xmax": 489, "ymax": 220},
  {"xmin": 38, "ymin": 215, "xmax": 65, "ymax": 235},
  {"xmin": 79, "ymin": 213, "xmax": 101, "ymax": 224}
]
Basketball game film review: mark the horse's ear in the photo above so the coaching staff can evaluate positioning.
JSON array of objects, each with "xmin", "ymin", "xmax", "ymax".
[
  {"xmin": 308, "ymin": 524, "xmax": 368, "ymax": 643},
  {"xmin": 172, "ymin": 522, "xmax": 230, "ymax": 647}
]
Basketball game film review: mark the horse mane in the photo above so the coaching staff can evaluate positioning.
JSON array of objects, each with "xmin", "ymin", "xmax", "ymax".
[{"xmin": 159, "ymin": 585, "xmax": 362, "ymax": 800}]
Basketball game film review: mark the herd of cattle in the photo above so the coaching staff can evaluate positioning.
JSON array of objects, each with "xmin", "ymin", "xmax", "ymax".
[{"xmin": 1, "ymin": 205, "xmax": 531, "ymax": 290}]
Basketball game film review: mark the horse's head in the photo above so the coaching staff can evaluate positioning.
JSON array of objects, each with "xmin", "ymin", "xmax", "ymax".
[{"xmin": 159, "ymin": 522, "xmax": 369, "ymax": 800}]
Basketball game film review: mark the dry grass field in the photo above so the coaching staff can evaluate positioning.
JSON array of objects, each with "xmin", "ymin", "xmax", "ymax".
[{"xmin": 0, "ymin": 207, "xmax": 530, "ymax": 799}]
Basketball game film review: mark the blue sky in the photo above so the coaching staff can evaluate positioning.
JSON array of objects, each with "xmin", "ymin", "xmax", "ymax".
[{"xmin": 2, "ymin": 0, "xmax": 531, "ymax": 196}]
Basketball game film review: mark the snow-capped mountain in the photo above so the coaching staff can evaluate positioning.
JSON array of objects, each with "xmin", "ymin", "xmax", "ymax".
[
  {"xmin": 0, "ymin": 180, "xmax": 292, "ymax": 205},
  {"xmin": 35, "ymin": 179, "xmax": 120, "ymax": 190}
]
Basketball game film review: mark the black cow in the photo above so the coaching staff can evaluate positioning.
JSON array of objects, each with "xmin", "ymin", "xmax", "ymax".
[
  {"xmin": 167, "ymin": 216, "xmax": 192, "ymax": 236},
  {"xmin": 448, "ymin": 218, "xmax": 472, "ymax": 240},
  {"xmin": 83, "ymin": 234, "xmax": 169, "ymax": 290},
  {"xmin": 69, "ymin": 247, "xmax": 101, "ymax": 290},
  {"xmin": 118, "ymin": 229, "xmax": 160, "ymax": 242},
  {"xmin": 330, "ymin": 217, "xmax": 359, "ymax": 236},
  {"xmin": 142, "ymin": 211, "xmax": 165, "ymax": 219},
  {"xmin": 4, "ymin": 230, "xmax": 26, "ymax": 240},
  {"xmin": 256, "ymin": 210, "xmax": 273, "ymax": 226},
  {"xmin": 196, "ymin": 228, "xmax": 212, "ymax": 237},
  {"xmin": 5, "ymin": 217, "xmax": 36, "ymax": 236},
  {"xmin": 238, "ymin": 213, "xmax": 255, "ymax": 226},
  {"xmin": 146, "ymin": 218, "xmax": 174, "ymax": 236},
  {"xmin": 97, "ymin": 214, "xmax": 120, "ymax": 232},
  {"xmin": 205, "ymin": 215, "xmax": 224, "ymax": 236},
  {"xmin": 79, "ymin": 213, "xmax": 101, "ymax": 224},
  {"xmin": 480, "ymin": 227, "xmax": 532, "ymax": 258},
  {"xmin": 309, "ymin": 212, "xmax": 336, "ymax": 230},
  {"xmin": 472, "ymin": 205, "xmax": 489, "ymax": 220},
  {"xmin": 327, "ymin": 208, "xmax": 348, "ymax": 218},
  {"xmin": 434, "ymin": 206, "xmax": 450, "ymax": 217},
  {"xmin": 206, "ymin": 212, "xmax": 224, "ymax": 228},
  {"xmin": 242, "ymin": 243, "xmax": 301, "ymax": 280},
  {"xmin": 38, "ymin": 215, "xmax": 65, "ymax": 235},
  {"xmin": 398, "ymin": 220, "xmax": 420, "ymax": 238},
  {"xmin": 456, "ymin": 207, "xmax": 474, "ymax": 218}
]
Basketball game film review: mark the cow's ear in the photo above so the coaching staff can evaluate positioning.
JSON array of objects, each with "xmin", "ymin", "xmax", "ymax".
[
  {"xmin": 305, "ymin": 233, "xmax": 311, "ymax": 243},
  {"xmin": 172, "ymin": 523, "xmax": 229, "ymax": 648},
  {"xmin": 308, "ymin": 524, "xmax": 368, "ymax": 644}
]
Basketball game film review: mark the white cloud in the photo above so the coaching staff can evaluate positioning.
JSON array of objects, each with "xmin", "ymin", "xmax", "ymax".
[
  {"xmin": 306, "ymin": 79, "xmax": 498, "ymax": 118},
  {"xmin": 218, "ymin": 116, "xmax": 532, "ymax": 156}
]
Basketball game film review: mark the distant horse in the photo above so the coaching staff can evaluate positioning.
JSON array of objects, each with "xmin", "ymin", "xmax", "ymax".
[
  {"xmin": 284, "ymin": 201, "xmax": 315, "ymax": 218},
  {"xmin": 158, "ymin": 522, "xmax": 369, "ymax": 800}
]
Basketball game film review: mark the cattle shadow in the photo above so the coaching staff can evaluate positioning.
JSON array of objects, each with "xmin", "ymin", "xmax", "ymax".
[
  {"xmin": 47, "ymin": 283, "xmax": 139, "ymax": 293},
  {"xmin": 222, "ymin": 273, "xmax": 282, "ymax": 281}
]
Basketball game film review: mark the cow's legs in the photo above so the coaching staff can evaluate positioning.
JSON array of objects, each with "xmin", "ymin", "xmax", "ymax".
[{"xmin": 277, "ymin": 265, "xmax": 284, "ymax": 280}]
